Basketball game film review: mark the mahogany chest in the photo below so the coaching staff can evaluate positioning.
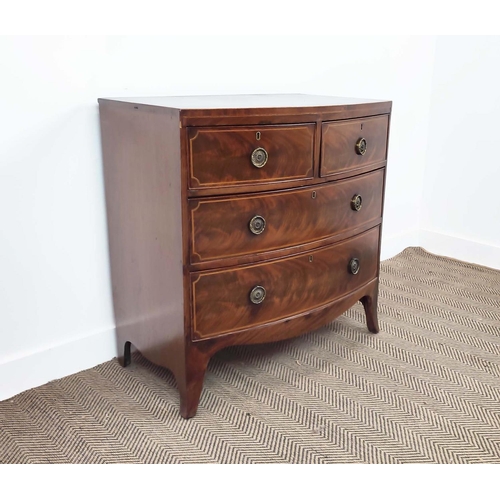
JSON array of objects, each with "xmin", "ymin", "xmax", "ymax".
[{"xmin": 98, "ymin": 94, "xmax": 392, "ymax": 418}]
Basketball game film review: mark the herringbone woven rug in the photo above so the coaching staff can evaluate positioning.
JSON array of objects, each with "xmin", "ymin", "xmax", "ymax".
[{"xmin": 1, "ymin": 247, "xmax": 499, "ymax": 463}]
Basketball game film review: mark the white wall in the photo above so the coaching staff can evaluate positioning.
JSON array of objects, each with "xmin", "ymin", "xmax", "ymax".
[
  {"xmin": 421, "ymin": 36, "xmax": 500, "ymax": 269},
  {"xmin": 0, "ymin": 36, "xmax": 436, "ymax": 400}
]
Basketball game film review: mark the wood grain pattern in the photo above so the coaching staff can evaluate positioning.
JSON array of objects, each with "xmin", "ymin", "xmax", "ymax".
[
  {"xmin": 188, "ymin": 124, "xmax": 315, "ymax": 189},
  {"xmin": 321, "ymin": 115, "xmax": 389, "ymax": 177},
  {"xmin": 189, "ymin": 168, "xmax": 384, "ymax": 263},
  {"xmin": 98, "ymin": 101, "xmax": 186, "ymax": 381},
  {"xmin": 191, "ymin": 226, "xmax": 380, "ymax": 340}
]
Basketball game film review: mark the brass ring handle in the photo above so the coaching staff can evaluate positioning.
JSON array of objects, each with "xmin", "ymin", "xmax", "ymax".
[
  {"xmin": 355, "ymin": 137, "xmax": 367, "ymax": 156},
  {"xmin": 351, "ymin": 194, "xmax": 363, "ymax": 211},
  {"xmin": 251, "ymin": 147, "xmax": 268, "ymax": 168},
  {"xmin": 249, "ymin": 285, "xmax": 266, "ymax": 304},
  {"xmin": 249, "ymin": 215, "xmax": 266, "ymax": 235},
  {"xmin": 348, "ymin": 258, "xmax": 360, "ymax": 275}
]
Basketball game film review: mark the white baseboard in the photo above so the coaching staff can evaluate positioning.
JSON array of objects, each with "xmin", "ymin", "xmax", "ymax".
[
  {"xmin": 0, "ymin": 327, "xmax": 117, "ymax": 402},
  {"xmin": 420, "ymin": 229, "xmax": 500, "ymax": 270},
  {"xmin": 380, "ymin": 229, "xmax": 420, "ymax": 261}
]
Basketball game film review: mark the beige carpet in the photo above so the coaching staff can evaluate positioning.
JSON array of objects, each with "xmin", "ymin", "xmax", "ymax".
[{"xmin": 1, "ymin": 247, "xmax": 499, "ymax": 463}]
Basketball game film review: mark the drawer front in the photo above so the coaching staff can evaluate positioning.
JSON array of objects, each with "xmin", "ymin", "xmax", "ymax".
[
  {"xmin": 188, "ymin": 124, "xmax": 315, "ymax": 189},
  {"xmin": 191, "ymin": 226, "xmax": 380, "ymax": 340},
  {"xmin": 321, "ymin": 115, "xmax": 389, "ymax": 177},
  {"xmin": 190, "ymin": 169, "xmax": 384, "ymax": 263}
]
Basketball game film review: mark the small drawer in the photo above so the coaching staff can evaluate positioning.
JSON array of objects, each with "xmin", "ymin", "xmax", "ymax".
[
  {"xmin": 191, "ymin": 226, "xmax": 380, "ymax": 340},
  {"xmin": 321, "ymin": 115, "xmax": 389, "ymax": 177},
  {"xmin": 189, "ymin": 168, "xmax": 384, "ymax": 263},
  {"xmin": 187, "ymin": 123, "xmax": 315, "ymax": 189}
]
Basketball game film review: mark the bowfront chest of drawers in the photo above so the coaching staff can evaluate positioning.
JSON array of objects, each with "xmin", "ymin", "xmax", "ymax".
[{"xmin": 98, "ymin": 94, "xmax": 392, "ymax": 418}]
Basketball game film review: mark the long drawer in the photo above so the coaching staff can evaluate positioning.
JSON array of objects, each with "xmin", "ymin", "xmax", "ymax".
[
  {"xmin": 187, "ymin": 123, "xmax": 315, "ymax": 189},
  {"xmin": 191, "ymin": 226, "xmax": 380, "ymax": 340},
  {"xmin": 189, "ymin": 168, "xmax": 384, "ymax": 263},
  {"xmin": 321, "ymin": 115, "xmax": 389, "ymax": 177}
]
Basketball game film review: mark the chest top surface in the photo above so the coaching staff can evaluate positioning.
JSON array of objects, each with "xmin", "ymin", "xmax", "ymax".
[{"xmin": 97, "ymin": 93, "xmax": 391, "ymax": 112}]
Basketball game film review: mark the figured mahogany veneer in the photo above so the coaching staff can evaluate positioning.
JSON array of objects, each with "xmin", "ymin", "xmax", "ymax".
[
  {"xmin": 190, "ymin": 169, "xmax": 384, "ymax": 264},
  {"xmin": 321, "ymin": 115, "xmax": 389, "ymax": 177},
  {"xmin": 188, "ymin": 123, "xmax": 315, "ymax": 189},
  {"xmin": 98, "ymin": 94, "xmax": 392, "ymax": 419},
  {"xmin": 192, "ymin": 227, "xmax": 380, "ymax": 340}
]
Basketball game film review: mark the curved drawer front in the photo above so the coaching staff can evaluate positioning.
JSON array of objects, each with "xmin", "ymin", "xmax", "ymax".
[
  {"xmin": 191, "ymin": 226, "xmax": 380, "ymax": 340},
  {"xmin": 188, "ymin": 123, "xmax": 315, "ymax": 189},
  {"xmin": 321, "ymin": 115, "xmax": 389, "ymax": 177},
  {"xmin": 189, "ymin": 168, "xmax": 384, "ymax": 263}
]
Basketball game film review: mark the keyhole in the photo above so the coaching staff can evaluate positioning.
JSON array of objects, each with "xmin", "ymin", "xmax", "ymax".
[
  {"xmin": 311, "ymin": 191, "xmax": 317, "ymax": 199},
  {"xmin": 309, "ymin": 255, "xmax": 313, "ymax": 263},
  {"xmin": 361, "ymin": 123, "xmax": 363, "ymax": 130},
  {"xmin": 256, "ymin": 131, "xmax": 261, "ymax": 140}
]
